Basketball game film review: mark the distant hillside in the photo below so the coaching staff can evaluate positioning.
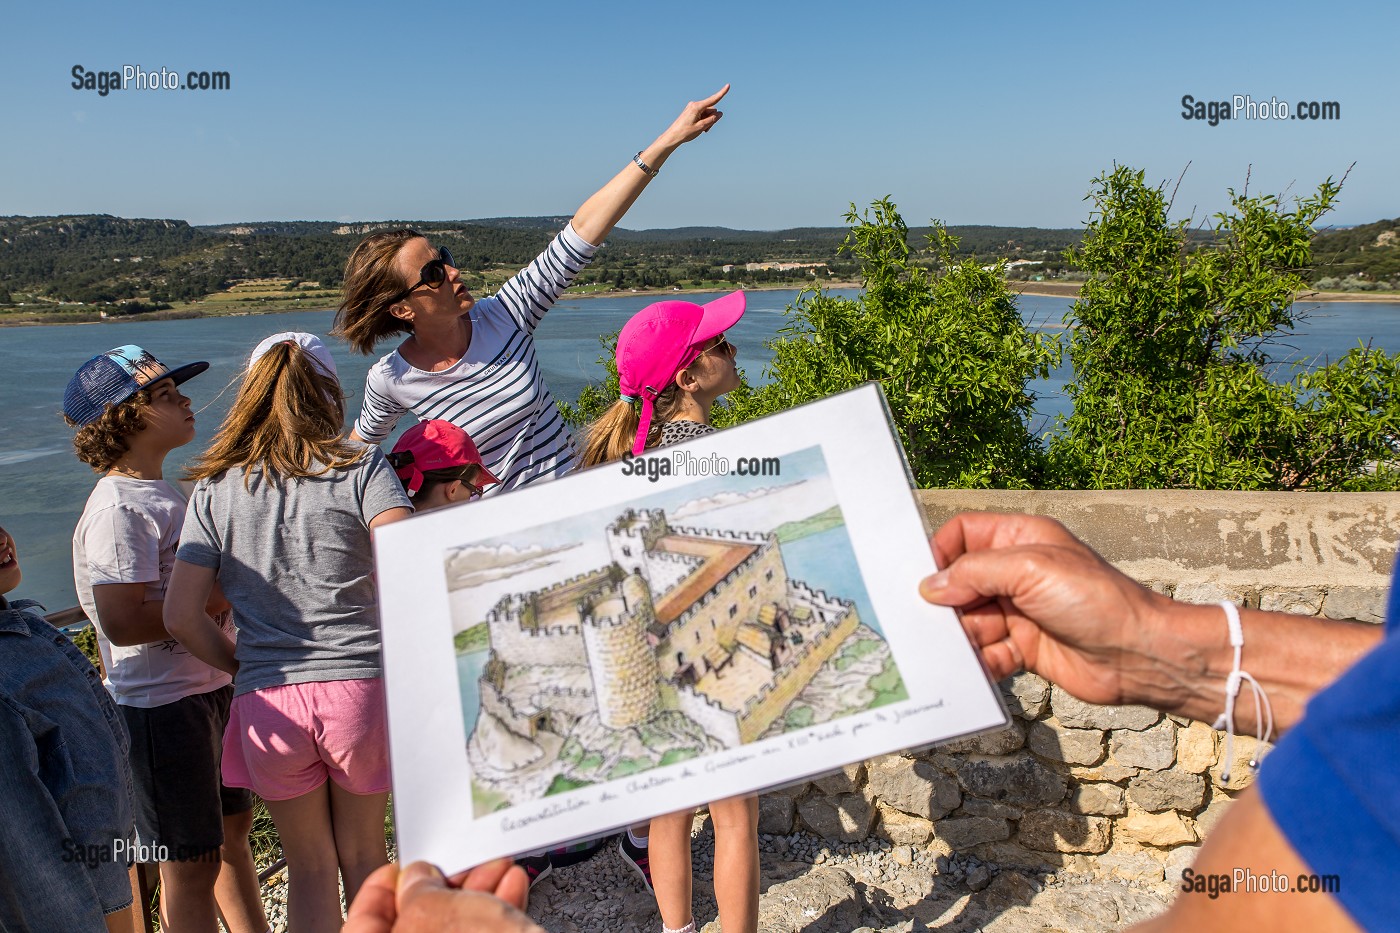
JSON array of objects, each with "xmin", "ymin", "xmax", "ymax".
[
  {"xmin": 1312, "ymin": 218, "xmax": 1400, "ymax": 289},
  {"xmin": 2, "ymin": 212, "xmax": 1392, "ymax": 313}
]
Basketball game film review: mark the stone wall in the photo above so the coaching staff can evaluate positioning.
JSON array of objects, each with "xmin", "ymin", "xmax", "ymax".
[{"xmin": 758, "ymin": 491, "xmax": 1398, "ymax": 896}]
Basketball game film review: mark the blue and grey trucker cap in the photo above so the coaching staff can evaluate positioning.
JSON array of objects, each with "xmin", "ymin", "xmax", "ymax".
[{"xmin": 63, "ymin": 344, "xmax": 209, "ymax": 426}]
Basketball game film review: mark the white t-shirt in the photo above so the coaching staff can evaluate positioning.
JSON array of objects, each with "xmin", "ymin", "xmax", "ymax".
[
  {"xmin": 352, "ymin": 223, "xmax": 598, "ymax": 492},
  {"xmin": 73, "ymin": 475, "xmax": 232, "ymax": 708}
]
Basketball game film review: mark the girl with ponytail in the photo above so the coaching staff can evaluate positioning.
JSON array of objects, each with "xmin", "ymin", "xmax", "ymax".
[
  {"xmin": 581, "ymin": 292, "xmax": 761, "ymax": 933},
  {"xmin": 581, "ymin": 290, "xmax": 747, "ymax": 466},
  {"xmin": 165, "ymin": 332, "xmax": 413, "ymax": 933}
]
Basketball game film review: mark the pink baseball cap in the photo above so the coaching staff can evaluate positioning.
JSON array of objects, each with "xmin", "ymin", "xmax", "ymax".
[
  {"xmin": 617, "ymin": 290, "xmax": 745, "ymax": 455},
  {"xmin": 389, "ymin": 419, "xmax": 500, "ymax": 497}
]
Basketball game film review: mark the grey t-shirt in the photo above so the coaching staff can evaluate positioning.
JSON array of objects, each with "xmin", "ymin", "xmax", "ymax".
[{"xmin": 176, "ymin": 447, "xmax": 411, "ymax": 696}]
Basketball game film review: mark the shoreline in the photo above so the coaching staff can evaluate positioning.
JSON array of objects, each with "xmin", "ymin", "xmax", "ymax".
[
  {"xmin": 0, "ymin": 282, "xmax": 866, "ymax": 328},
  {"xmin": 4, "ymin": 281, "xmax": 1398, "ymax": 328},
  {"xmin": 1010, "ymin": 281, "xmax": 1400, "ymax": 304}
]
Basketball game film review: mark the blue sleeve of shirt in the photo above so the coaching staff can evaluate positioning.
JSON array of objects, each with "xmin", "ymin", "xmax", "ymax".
[{"xmin": 1258, "ymin": 571, "xmax": 1400, "ymax": 931}]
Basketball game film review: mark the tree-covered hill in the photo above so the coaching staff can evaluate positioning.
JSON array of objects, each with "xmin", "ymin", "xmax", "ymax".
[{"xmin": 1, "ymin": 211, "xmax": 1393, "ymax": 311}]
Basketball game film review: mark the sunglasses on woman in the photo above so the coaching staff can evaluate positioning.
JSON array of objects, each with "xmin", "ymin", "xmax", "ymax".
[{"xmin": 387, "ymin": 247, "xmax": 455, "ymax": 305}]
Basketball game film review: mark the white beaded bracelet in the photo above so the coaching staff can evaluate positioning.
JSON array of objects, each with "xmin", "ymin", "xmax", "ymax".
[{"xmin": 1211, "ymin": 600, "xmax": 1275, "ymax": 782}]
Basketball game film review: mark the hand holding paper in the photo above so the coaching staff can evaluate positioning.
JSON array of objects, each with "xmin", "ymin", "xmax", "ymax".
[{"xmin": 343, "ymin": 860, "xmax": 540, "ymax": 933}]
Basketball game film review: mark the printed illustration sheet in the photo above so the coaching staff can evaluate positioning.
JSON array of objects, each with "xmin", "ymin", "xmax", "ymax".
[{"xmin": 376, "ymin": 383, "xmax": 1009, "ymax": 872}]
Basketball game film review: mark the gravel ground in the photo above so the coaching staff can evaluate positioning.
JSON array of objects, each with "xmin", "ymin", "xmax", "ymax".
[{"xmin": 258, "ymin": 818, "xmax": 1170, "ymax": 932}]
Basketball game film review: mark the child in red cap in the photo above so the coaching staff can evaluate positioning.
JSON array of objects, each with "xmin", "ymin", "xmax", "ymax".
[
  {"xmin": 580, "ymin": 291, "xmax": 759, "ymax": 933},
  {"xmin": 389, "ymin": 420, "xmax": 501, "ymax": 512}
]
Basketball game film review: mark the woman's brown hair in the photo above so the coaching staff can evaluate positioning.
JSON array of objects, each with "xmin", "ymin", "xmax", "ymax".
[
  {"xmin": 578, "ymin": 385, "xmax": 684, "ymax": 468},
  {"xmin": 334, "ymin": 228, "xmax": 424, "ymax": 355},
  {"xmin": 66, "ymin": 390, "xmax": 152, "ymax": 473},
  {"xmin": 185, "ymin": 342, "xmax": 367, "ymax": 485}
]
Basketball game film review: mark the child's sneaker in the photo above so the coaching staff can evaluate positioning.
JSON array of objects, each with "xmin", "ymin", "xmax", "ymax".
[
  {"xmin": 517, "ymin": 854, "xmax": 552, "ymax": 889},
  {"xmin": 618, "ymin": 834, "xmax": 653, "ymax": 892}
]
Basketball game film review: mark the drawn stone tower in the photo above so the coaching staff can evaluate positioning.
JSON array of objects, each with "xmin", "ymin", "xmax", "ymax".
[
  {"xmin": 582, "ymin": 569, "xmax": 661, "ymax": 728},
  {"xmin": 604, "ymin": 507, "xmax": 670, "ymax": 585}
]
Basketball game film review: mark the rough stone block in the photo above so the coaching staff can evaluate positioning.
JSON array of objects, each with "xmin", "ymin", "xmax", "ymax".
[
  {"xmin": 1117, "ymin": 809, "xmax": 1198, "ymax": 848},
  {"xmin": 954, "ymin": 753, "xmax": 1068, "ymax": 809},
  {"xmin": 1174, "ymin": 720, "xmax": 1218, "ymax": 774},
  {"xmin": 1110, "ymin": 720, "xmax": 1176, "ymax": 771},
  {"xmin": 1068, "ymin": 761, "xmax": 1140, "ymax": 783},
  {"xmin": 981, "ymin": 870, "xmax": 1042, "ymax": 909},
  {"xmin": 758, "ymin": 794, "xmax": 795, "ymax": 835},
  {"xmin": 765, "ymin": 780, "xmax": 809, "ymax": 799},
  {"xmin": 812, "ymin": 762, "xmax": 866, "ymax": 796},
  {"xmin": 1070, "ymin": 782, "xmax": 1126, "ymax": 817},
  {"xmin": 941, "ymin": 719, "xmax": 1026, "ymax": 756},
  {"xmin": 1096, "ymin": 847, "xmax": 1167, "ymax": 883},
  {"xmin": 1322, "ymin": 586, "xmax": 1387, "ymax": 624},
  {"xmin": 958, "ymin": 797, "xmax": 1022, "ymax": 820},
  {"xmin": 751, "ymin": 866, "xmax": 863, "ymax": 933},
  {"xmin": 966, "ymin": 841, "xmax": 1060, "ymax": 872},
  {"xmin": 1194, "ymin": 791, "xmax": 1233, "ymax": 836},
  {"xmin": 1258, "ymin": 587, "xmax": 1325, "ymax": 615},
  {"xmin": 1128, "ymin": 771, "xmax": 1207, "ymax": 812},
  {"xmin": 865, "ymin": 754, "xmax": 961, "ymax": 820},
  {"xmin": 1051, "ymin": 686, "xmax": 1160, "ymax": 731},
  {"xmin": 1211, "ymin": 735, "xmax": 1267, "ymax": 791},
  {"xmin": 1000, "ymin": 672, "xmax": 1050, "ymax": 719},
  {"xmin": 1164, "ymin": 844, "xmax": 1201, "ymax": 885},
  {"xmin": 798, "ymin": 791, "xmax": 877, "ymax": 842},
  {"xmin": 875, "ymin": 805, "xmax": 933, "ymax": 846},
  {"xmin": 934, "ymin": 815, "xmax": 1011, "ymax": 849},
  {"xmin": 1026, "ymin": 720, "xmax": 1106, "ymax": 766},
  {"xmin": 1018, "ymin": 809, "xmax": 1112, "ymax": 854},
  {"xmin": 1173, "ymin": 582, "xmax": 1243, "ymax": 605}
]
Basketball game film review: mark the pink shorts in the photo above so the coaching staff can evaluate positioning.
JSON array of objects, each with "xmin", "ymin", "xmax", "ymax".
[{"xmin": 222, "ymin": 678, "xmax": 390, "ymax": 801}]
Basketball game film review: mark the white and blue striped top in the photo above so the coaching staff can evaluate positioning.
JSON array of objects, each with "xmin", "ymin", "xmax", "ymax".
[{"xmin": 351, "ymin": 223, "xmax": 597, "ymax": 493}]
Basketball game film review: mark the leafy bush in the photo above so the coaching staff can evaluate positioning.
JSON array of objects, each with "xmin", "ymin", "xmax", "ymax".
[
  {"xmin": 562, "ymin": 177, "xmax": 1400, "ymax": 491},
  {"xmin": 727, "ymin": 199, "xmax": 1059, "ymax": 488},
  {"xmin": 1048, "ymin": 166, "xmax": 1400, "ymax": 490}
]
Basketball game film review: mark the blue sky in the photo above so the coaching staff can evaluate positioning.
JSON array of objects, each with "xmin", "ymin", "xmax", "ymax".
[{"xmin": 4, "ymin": 0, "xmax": 1394, "ymax": 230}]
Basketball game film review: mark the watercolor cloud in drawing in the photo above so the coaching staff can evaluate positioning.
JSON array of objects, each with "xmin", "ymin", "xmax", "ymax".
[
  {"xmin": 668, "ymin": 481, "xmax": 804, "ymax": 520},
  {"xmin": 445, "ymin": 541, "xmax": 582, "ymax": 590}
]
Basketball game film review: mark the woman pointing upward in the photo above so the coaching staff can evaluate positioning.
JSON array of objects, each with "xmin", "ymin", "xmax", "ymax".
[{"xmin": 337, "ymin": 86, "xmax": 729, "ymax": 493}]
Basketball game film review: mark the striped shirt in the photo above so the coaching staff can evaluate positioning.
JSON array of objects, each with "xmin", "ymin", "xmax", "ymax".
[{"xmin": 352, "ymin": 224, "xmax": 597, "ymax": 493}]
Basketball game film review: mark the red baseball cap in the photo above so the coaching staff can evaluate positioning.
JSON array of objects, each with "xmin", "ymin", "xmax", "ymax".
[
  {"xmin": 389, "ymin": 420, "xmax": 500, "ymax": 497},
  {"xmin": 616, "ymin": 290, "xmax": 745, "ymax": 455}
]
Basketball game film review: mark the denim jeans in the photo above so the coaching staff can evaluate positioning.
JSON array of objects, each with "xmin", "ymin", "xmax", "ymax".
[{"xmin": 0, "ymin": 599, "xmax": 135, "ymax": 930}]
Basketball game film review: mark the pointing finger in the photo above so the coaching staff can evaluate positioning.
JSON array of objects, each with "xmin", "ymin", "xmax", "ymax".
[{"xmin": 699, "ymin": 83, "xmax": 731, "ymax": 107}]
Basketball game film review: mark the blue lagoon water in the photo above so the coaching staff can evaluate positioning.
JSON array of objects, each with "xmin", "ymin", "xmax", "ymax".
[{"xmin": 4, "ymin": 290, "xmax": 1399, "ymax": 611}]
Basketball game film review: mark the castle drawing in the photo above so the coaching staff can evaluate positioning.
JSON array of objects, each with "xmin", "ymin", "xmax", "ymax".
[{"xmin": 464, "ymin": 506, "xmax": 905, "ymax": 808}]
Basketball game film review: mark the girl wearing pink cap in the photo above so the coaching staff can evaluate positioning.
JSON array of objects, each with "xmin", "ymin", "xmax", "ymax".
[
  {"xmin": 580, "ymin": 290, "xmax": 747, "ymax": 466},
  {"xmin": 581, "ymin": 292, "xmax": 760, "ymax": 933}
]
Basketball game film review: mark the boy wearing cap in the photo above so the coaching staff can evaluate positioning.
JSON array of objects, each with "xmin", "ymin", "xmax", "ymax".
[{"xmin": 65, "ymin": 346, "xmax": 265, "ymax": 933}]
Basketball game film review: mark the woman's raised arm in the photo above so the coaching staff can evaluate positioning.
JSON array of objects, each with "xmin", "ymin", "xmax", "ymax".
[{"xmin": 570, "ymin": 85, "xmax": 729, "ymax": 246}]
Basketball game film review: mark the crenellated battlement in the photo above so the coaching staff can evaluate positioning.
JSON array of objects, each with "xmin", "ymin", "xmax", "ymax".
[{"xmin": 669, "ymin": 525, "xmax": 773, "ymax": 547}]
